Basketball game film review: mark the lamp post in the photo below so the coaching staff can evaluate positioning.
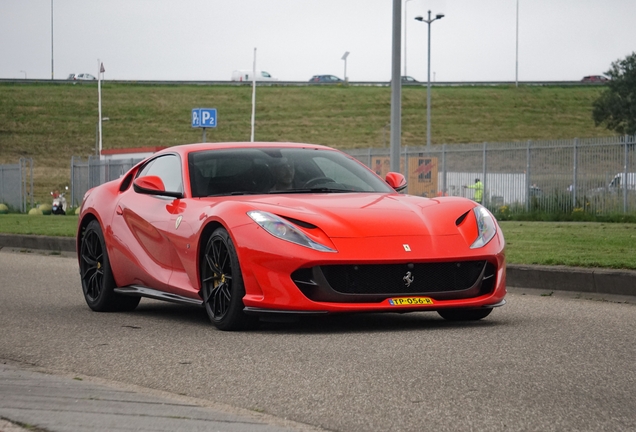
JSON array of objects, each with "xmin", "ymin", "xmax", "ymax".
[
  {"xmin": 95, "ymin": 117, "xmax": 109, "ymax": 157},
  {"xmin": 403, "ymin": 0, "xmax": 415, "ymax": 77},
  {"xmin": 515, "ymin": 0, "xmax": 519, "ymax": 87},
  {"xmin": 341, "ymin": 51, "xmax": 350, "ymax": 82},
  {"xmin": 20, "ymin": 70, "xmax": 27, "ymax": 79},
  {"xmin": 415, "ymin": 11, "xmax": 444, "ymax": 149},
  {"xmin": 51, "ymin": 0, "xmax": 54, "ymax": 79}
]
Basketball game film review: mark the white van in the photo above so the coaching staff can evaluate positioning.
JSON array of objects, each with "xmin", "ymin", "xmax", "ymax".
[
  {"xmin": 231, "ymin": 70, "xmax": 278, "ymax": 82},
  {"xmin": 608, "ymin": 172, "xmax": 636, "ymax": 191}
]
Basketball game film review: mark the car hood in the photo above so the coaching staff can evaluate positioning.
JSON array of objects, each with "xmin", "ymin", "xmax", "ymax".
[{"xmin": 225, "ymin": 193, "xmax": 478, "ymax": 238}]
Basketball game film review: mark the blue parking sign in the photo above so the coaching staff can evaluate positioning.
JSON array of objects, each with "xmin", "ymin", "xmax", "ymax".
[{"xmin": 192, "ymin": 108, "xmax": 217, "ymax": 128}]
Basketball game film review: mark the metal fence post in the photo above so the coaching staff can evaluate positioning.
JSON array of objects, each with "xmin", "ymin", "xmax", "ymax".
[
  {"xmin": 0, "ymin": 165, "xmax": 3, "ymax": 206},
  {"xmin": 71, "ymin": 156, "xmax": 76, "ymax": 210},
  {"xmin": 403, "ymin": 145, "xmax": 409, "ymax": 178},
  {"xmin": 29, "ymin": 159, "xmax": 33, "ymax": 211},
  {"xmin": 18, "ymin": 157, "xmax": 33, "ymax": 213},
  {"xmin": 442, "ymin": 143, "xmax": 447, "ymax": 195},
  {"xmin": 573, "ymin": 138, "xmax": 578, "ymax": 209},
  {"xmin": 19, "ymin": 160, "xmax": 24, "ymax": 213},
  {"xmin": 482, "ymin": 142, "xmax": 487, "ymax": 205},
  {"xmin": 624, "ymin": 135, "xmax": 629, "ymax": 213},
  {"xmin": 526, "ymin": 140, "xmax": 532, "ymax": 211}
]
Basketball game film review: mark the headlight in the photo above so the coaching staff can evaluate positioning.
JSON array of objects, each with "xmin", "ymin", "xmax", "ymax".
[
  {"xmin": 247, "ymin": 211, "xmax": 336, "ymax": 252},
  {"xmin": 470, "ymin": 206, "xmax": 497, "ymax": 249}
]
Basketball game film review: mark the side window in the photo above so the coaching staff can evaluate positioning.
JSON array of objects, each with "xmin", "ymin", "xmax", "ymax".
[{"xmin": 137, "ymin": 155, "xmax": 183, "ymax": 193}]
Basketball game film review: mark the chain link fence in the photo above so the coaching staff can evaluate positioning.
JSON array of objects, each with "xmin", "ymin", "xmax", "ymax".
[
  {"xmin": 70, "ymin": 156, "xmax": 143, "ymax": 208},
  {"xmin": 0, "ymin": 158, "xmax": 33, "ymax": 212},
  {"xmin": 346, "ymin": 135, "xmax": 636, "ymax": 215},
  {"xmin": 6, "ymin": 136, "xmax": 634, "ymax": 216}
]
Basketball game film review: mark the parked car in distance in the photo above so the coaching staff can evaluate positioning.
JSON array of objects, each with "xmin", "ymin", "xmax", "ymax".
[
  {"xmin": 67, "ymin": 73, "xmax": 96, "ymax": 80},
  {"xmin": 309, "ymin": 75, "xmax": 343, "ymax": 83},
  {"xmin": 581, "ymin": 75, "xmax": 608, "ymax": 83},
  {"xmin": 401, "ymin": 76, "xmax": 418, "ymax": 83},
  {"xmin": 231, "ymin": 70, "xmax": 278, "ymax": 82}
]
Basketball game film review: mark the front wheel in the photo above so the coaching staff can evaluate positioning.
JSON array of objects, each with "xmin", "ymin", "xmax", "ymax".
[
  {"xmin": 437, "ymin": 308, "xmax": 492, "ymax": 321},
  {"xmin": 80, "ymin": 220, "xmax": 140, "ymax": 312},
  {"xmin": 201, "ymin": 228, "xmax": 258, "ymax": 331}
]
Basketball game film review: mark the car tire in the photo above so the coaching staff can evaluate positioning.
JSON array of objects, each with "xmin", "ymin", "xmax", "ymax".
[
  {"xmin": 80, "ymin": 220, "xmax": 140, "ymax": 312},
  {"xmin": 437, "ymin": 308, "xmax": 493, "ymax": 321},
  {"xmin": 201, "ymin": 227, "xmax": 258, "ymax": 331}
]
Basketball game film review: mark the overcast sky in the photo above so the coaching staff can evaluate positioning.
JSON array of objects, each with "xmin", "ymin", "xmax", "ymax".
[{"xmin": 1, "ymin": 0, "xmax": 635, "ymax": 82}]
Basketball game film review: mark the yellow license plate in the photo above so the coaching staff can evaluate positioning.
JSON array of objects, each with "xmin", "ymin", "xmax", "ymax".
[{"xmin": 388, "ymin": 297, "xmax": 434, "ymax": 306}]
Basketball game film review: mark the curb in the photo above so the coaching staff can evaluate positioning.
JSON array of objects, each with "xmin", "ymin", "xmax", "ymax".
[
  {"xmin": 506, "ymin": 265, "xmax": 636, "ymax": 297},
  {"xmin": 1, "ymin": 234, "xmax": 634, "ymax": 298},
  {"xmin": 0, "ymin": 233, "xmax": 76, "ymax": 253}
]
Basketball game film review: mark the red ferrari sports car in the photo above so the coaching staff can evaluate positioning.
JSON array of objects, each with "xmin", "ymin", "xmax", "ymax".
[{"xmin": 77, "ymin": 142, "xmax": 506, "ymax": 330}]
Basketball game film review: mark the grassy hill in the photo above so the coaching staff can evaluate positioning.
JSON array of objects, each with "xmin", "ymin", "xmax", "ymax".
[{"xmin": 0, "ymin": 82, "xmax": 612, "ymax": 203}]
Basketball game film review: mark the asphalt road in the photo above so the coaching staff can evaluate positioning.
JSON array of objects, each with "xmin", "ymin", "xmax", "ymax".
[{"xmin": 1, "ymin": 250, "xmax": 635, "ymax": 432}]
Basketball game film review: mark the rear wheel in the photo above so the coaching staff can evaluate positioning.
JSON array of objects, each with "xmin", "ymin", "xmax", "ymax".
[
  {"xmin": 201, "ymin": 228, "xmax": 257, "ymax": 331},
  {"xmin": 438, "ymin": 308, "xmax": 492, "ymax": 321},
  {"xmin": 80, "ymin": 220, "xmax": 140, "ymax": 312}
]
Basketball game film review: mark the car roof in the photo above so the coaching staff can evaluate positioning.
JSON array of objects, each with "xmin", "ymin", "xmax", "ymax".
[{"xmin": 156, "ymin": 142, "xmax": 336, "ymax": 156}]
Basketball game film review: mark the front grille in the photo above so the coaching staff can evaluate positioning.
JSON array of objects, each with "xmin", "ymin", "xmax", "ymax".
[
  {"xmin": 292, "ymin": 260, "xmax": 495, "ymax": 303},
  {"xmin": 322, "ymin": 261, "xmax": 485, "ymax": 294}
]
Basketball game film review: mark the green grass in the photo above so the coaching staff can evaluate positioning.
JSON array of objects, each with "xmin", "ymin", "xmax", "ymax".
[
  {"xmin": 0, "ymin": 82, "xmax": 610, "ymax": 203},
  {"xmin": 1, "ymin": 214, "xmax": 634, "ymax": 270},
  {"xmin": 500, "ymin": 221, "xmax": 636, "ymax": 269},
  {"xmin": 0, "ymin": 214, "xmax": 78, "ymax": 237}
]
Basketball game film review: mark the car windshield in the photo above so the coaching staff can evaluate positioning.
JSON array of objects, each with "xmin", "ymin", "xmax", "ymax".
[{"xmin": 188, "ymin": 147, "xmax": 394, "ymax": 197}]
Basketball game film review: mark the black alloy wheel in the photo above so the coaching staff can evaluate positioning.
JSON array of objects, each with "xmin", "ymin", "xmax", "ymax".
[
  {"xmin": 201, "ymin": 227, "xmax": 257, "ymax": 331},
  {"xmin": 80, "ymin": 220, "xmax": 140, "ymax": 312}
]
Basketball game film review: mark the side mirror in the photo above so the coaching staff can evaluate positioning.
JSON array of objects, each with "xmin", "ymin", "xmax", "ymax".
[
  {"xmin": 385, "ymin": 172, "xmax": 407, "ymax": 192},
  {"xmin": 133, "ymin": 175, "xmax": 183, "ymax": 199}
]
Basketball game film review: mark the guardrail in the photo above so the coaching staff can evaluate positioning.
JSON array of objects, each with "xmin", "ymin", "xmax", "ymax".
[{"xmin": 0, "ymin": 78, "xmax": 608, "ymax": 87}]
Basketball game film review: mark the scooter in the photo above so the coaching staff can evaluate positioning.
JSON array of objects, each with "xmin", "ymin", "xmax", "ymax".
[{"xmin": 51, "ymin": 187, "xmax": 68, "ymax": 215}]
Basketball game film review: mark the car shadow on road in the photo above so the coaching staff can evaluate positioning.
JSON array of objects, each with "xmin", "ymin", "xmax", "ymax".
[
  {"xmin": 133, "ymin": 300, "xmax": 210, "ymax": 327},
  {"xmin": 258, "ymin": 312, "xmax": 501, "ymax": 334},
  {"xmin": 129, "ymin": 300, "xmax": 502, "ymax": 334}
]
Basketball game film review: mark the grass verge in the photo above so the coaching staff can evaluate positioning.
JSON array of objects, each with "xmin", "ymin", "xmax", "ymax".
[
  {"xmin": 500, "ymin": 221, "xmax": 636, "ymax": 269},
  {"xmin": 0, "ymin": 214, "xmax": 78, "ymax": 237}
]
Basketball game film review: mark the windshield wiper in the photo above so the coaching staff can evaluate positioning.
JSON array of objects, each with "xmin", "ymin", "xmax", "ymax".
[
  {"xmin": 267, "ymin": 188, "xmax": 352, "ymax": 194},
  {"xmin": 206, "ymin": 191, "xmax": 257, "ymax": 197}
]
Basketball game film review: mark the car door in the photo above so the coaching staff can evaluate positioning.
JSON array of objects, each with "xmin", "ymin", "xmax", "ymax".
[{"xmin": 109, "ymin": 154, "xmax": 186, "ymax": 291}]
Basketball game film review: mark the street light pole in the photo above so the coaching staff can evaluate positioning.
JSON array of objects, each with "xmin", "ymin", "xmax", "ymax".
[
  {"xmin": 404, "ymin": 0, "xmax": 415, "ymax": 77},
  {"xmin": 415, "ymin": 11, "xmax": 444, "ymax": 149},
  {"xmin": 95, "ymin": 118, "xmax": 109, "ymax": 156},
  {"xmin": 341, "ymin": 51, "xmax": 350, "ymax": 82},
  {"xmin": 51, "ymin": 0, "xmax": 54, "ymax": 79},
  {"xmin": 515, "ymin": 0, "xmax": 519, "ymax": 87}
]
